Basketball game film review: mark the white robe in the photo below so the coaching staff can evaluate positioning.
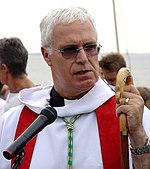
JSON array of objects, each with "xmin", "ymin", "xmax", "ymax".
[
  {"xmin": 0, "ymin": 93, "xmax": 20, "ymax": 116},
  {"xmin": 0, "ymin": 78, "xmax": 150, "ymax": 169},
  {"xmin": 0, "ymin": 98, "xmax": 5, "ymax": 113}
]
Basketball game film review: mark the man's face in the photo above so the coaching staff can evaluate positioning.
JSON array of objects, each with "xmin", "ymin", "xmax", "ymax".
[
  {"xmin": 101, "ymin": 69, "xmax": 118, "ymax": 86},
  {"xmin": 43, "ymin": 21, "xmax": 100, "ymax": 99}
]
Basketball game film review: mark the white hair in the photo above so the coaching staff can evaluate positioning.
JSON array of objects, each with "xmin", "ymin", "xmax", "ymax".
[{"xmin": 40, "ymin": 7, "xmax": 97, "ymax": 53}]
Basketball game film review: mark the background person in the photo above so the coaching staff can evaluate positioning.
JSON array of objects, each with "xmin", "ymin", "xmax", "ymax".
[
  {"xmin": 99, "ymin": 52, "xmax": 127, "ymax": 91},
  {"xmin": 0, "ymin": 37, "xmax": 36, "ymax": 115},
  {"xmin": 137, "ymin": 86, "xmax": 150, "ymax": 110},
  {"xmin": 0, "ymin": 7, "xmax": 150, "ymax": 169}
]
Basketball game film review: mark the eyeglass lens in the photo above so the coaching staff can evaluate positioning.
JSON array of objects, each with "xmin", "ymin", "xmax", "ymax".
[{"xmin": 60, "ymin": 43, "xmax": 101, "ymax": 59}]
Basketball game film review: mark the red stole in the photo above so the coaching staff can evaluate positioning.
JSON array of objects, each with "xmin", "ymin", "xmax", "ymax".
[
  {"xmin": 11, "ymin": 106, "xmax": 38, "ymax": 168},
  {"xmin": 96, "ymin": 96, "xmax": 121, "ymax": 169},
  {"xmin": 11, "ymin": 96, "xmax": 121, "ymax": 169}
]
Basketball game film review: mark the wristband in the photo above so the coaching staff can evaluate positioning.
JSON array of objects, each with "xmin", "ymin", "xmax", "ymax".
[{"xmin": 129, "ymin": 137, "xmax": 150, "ymax": 155}]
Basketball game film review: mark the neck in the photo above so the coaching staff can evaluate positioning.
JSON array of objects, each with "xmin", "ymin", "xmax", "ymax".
[
  {"xmin": 8, "ymin": 75, "xmax": 36, "ymax": 93},
  {"xmin": 54, "ymin": 86, "xmax": 92, "ymax": 100}
]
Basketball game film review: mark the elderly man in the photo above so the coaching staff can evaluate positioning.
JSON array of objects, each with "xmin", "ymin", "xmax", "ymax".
[{"xmin": 0, "ymin": 7, "xmax": 150, "ymax": 169}]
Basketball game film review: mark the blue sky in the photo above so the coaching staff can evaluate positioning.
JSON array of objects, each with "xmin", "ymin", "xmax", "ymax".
[{"xmin": 0, "ymin": 0, "xmax": 150, "ymax": 53}]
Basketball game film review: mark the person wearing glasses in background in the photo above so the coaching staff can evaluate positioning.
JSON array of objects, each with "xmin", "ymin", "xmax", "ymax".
[
  {"xmin": 99, "ymin": 52, "xmax": 127, "ymax": 91},
  {"xmin": 0, "ymin": 7, "xmax": 150, "ymax": 169}
]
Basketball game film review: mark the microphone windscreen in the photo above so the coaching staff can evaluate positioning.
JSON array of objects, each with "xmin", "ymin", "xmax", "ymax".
[{"xmin": 40, "ymin": 106, "xmax": 57, "ymax": 124}]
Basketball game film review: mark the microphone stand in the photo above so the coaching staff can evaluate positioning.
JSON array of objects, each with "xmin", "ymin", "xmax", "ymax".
[{"xmin": 12, "ymin": 149, "xmax": 25, "ymax": 169}]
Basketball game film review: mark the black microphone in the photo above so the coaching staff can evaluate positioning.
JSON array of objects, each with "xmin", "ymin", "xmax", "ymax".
[{"xmin": 3, "ymin": 106, "xmax": 57, "ymax": 160}]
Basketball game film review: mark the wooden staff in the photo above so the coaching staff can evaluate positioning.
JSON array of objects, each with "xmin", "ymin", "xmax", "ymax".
[{"xmin": 116, "ymin": 67, "xmax": 133, "ymax": 169}]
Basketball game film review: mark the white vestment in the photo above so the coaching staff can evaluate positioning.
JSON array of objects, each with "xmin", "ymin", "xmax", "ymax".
[
  {"xmin": 0, "ymin": 98, "xmax": 5, "ymax": 113},
  {"xmin": 0, "ymin": 78, "xmax": 150, "ymax": 169},
  {"xmin": 0, "ymin": 93, "xmax": 21, "ymax": 116}
]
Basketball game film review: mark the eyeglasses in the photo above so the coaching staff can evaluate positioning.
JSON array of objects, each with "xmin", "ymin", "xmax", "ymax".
[{"xmin": 53, "ymin": 43, "xmax": 102, "ymax": 59}]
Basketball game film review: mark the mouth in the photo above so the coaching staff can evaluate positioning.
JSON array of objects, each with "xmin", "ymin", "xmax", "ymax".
[{"xmin": 74, "ymin": 70, "xmax": 90, "ymax": 75}]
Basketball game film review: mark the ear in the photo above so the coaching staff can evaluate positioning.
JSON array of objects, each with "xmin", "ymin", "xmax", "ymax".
[
  {"xmin": 41, "ymin": 47, "xmax": 52, "ymax": 66},
  {"xmin": 0, "ymin": 64, "xmax": 9, "ymax": 73}
]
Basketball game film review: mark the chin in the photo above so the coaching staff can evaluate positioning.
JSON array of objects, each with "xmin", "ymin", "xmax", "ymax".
[{"xmin": 78, "ymin": 79, "xmax": 96, "ymax": 89}]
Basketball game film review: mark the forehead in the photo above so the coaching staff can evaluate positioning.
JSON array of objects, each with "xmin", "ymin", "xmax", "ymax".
[{"xmin": 51, "ymin": 21, "xmax": 97, "ymax": 46}]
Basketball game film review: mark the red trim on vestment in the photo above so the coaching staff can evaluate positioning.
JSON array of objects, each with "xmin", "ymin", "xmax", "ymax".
[
  {"xmin": 11, "ymin": 106, "xmax": 38, "ymax": 168},
  {"xmin": 96, "ymin": 96, "xmax": 121, "ymax": 169}
]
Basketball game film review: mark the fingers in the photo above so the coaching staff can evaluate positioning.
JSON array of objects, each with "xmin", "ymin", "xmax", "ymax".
[
  {"xmin": 123, "ymin": 84, "xmax": 140, "ymax": 96},
  {"xmin": 119, "ymin": 84, "xmax": 143, "ymax": 104},
  {"xmin": 116, "ymin": 90, "xmax": 144, "ymax": 134},
  {"xmin": 116, "ymin": 95, "xmax": 144, "ymax": 112},
  {"xmin": 116, "ymin": 90, "xmax": 144, "ymax": 118},
  {"xmin": 116, "ymin": 84, "xmax": 144, "ymax": 118},
  {"xmin": 116, "ymin": 84, "xmax": 145, "ymax": 137},
  {"xmin": 119, "ymin": 97, "xmax": 130, "ymax": 105}
]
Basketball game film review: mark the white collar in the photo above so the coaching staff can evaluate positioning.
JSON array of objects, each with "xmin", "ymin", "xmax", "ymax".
[
  {"xmin": 19, "ymin": 78, "xmax": 114, "ymax": 117},
  {"xmin": 55, "ymin": 78, "xmax": 114, "ymax": 117}
]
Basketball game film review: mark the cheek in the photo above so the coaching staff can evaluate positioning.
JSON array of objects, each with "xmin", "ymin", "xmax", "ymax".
[
  {"xmin": 53, "ymin": 60, "xmax": 72, "ymax": 77},
  {"xmin": 91, "ymin": 59, "xmax": 99, "ymax": 73},
  {"xmin": 89, "ymin": 56, "xmax": 98, "ymax": 65}
]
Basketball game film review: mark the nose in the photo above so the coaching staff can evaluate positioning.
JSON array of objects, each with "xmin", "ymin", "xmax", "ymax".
[{"xmin": 75, "ymin": 47, "xmax": 88, "ymax": 63}]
